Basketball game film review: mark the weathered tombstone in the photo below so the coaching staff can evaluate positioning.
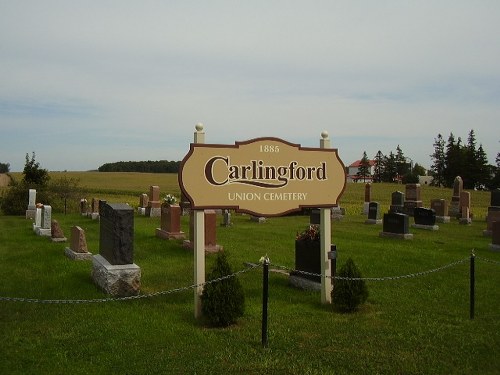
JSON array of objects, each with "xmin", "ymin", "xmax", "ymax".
[
  {"xmin": 389, "ymin": 191, "xmax": 405, "ymax": 214},
  {"xmin": 137, "ymin": 193, "xmax": 149, "ymax": 215},
  {"xmin": 36, "ymin": 205, "xmax": 52, "ymax": 236},
  {"xmin": 403, "ymin": 183, "xmax": 423, "ymax": 216},
  {"xmin": 449, "ymin": 176, "xmax": 463, "ymax": 217},
  {"xmin": 431, "ymin": 199, "xmax": 450, "ymax": 223},
  {"xmin": 145, "ymin": 185, "xmax": 161, "ymax": 217},
  {"xmin": 483, "ymin": 211, "xmax": 500, "ymax": 236},
  {"xmin": 459, "ymin": 191, "xmax": 472, "ymax": 225},
  {"xmin": 64, "ymin": 226, "xmax": 92, "ymax": 260},
  {"xmin": 184, "ymin": 210, "xmax": 223, "ymax": 252},
  {"xmin": 180, "ymin": 190, "xmax": 191, "ymax": 216},
  {"xmin": 363, "ymin": 183, "xmax": 372, "ymax": 214},
  {"xmin": 51, "ymin": 219, "xmax": 67, "ymax": 242},
  {"xmin": 365, "ymin": 202, "xmax": 382, "ymax": 224},
  {"xmin": 486, "ymin": 189, "xmax": 500, "ymax": 225},
  {"xmin": 379, "ymin": 212, "xmax": 413, "ymax": 239},
  {"xmin": 80, "ymin": 198, "xmax": 88, "ymax": 216},
  {"xmin": 33, "ymin": 206, "xmax": 42, "ymax": 232},
  {"xmin": 156, "ymin": 203, "xmax": 185, "ymax": 240},
  {"xmin": 25, "ymin": 189, "xmax": 37, "ymax": 219},
  {"xmin": 221, "ymin": 209, "xmax": 232, "ymax": 227},
  {"xmin": 250, "ymin": 215, "xmax": 267, "ymax": 223},
  {"xmin": 490, "ymin": 221, "xmax": 500, "ymax": 252},
  {"xmin": 412, "ymin": 207, "xmax": 439, "ymax": 231},
  {"xmin": 92, "ymin": 202, "xmax": 140, "ymax": 296},
  {"xmin": 331, "ymin": 206, "xmax": 344, "ymax": 221},
  {"xmin": 89, "ymin": 198, "xmax": 100, "ymax": 220}
]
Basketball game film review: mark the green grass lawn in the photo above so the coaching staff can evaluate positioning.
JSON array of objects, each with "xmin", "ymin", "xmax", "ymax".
[{"xmin": 1, "ymin": 179, "xmax": 499, "ymax": 374}]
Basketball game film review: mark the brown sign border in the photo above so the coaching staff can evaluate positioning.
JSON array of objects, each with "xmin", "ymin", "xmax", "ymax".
[{"xmin": 178, "ymin": 137, "xmax": 346, "ymax": 217}]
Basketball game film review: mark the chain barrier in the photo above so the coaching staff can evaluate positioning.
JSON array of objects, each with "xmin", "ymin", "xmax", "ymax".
[
  {"xmin": 476, "ymin": 256, "xmax": 500, "ymax": 266},
  {"xmin": 0, "ymin": 263, "xmax": 260, "ymax": 304},
  {"xmin": 271, "ymin": 257, "xmax": 470, "ymax": 281}
]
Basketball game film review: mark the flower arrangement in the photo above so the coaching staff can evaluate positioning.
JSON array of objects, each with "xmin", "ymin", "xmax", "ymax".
[
  {"xmin": 296, "ymin": 224, "xmax": 320, "ymax": 241},
  {"xmin": 163, "ymin": 194, "xmax": 177, "ymax": 205}
]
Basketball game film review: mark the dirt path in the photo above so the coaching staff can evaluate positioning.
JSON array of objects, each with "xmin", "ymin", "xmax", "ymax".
[{"xmin": 0, "ymin": 174, "xmax": 11, "ymax": 187}]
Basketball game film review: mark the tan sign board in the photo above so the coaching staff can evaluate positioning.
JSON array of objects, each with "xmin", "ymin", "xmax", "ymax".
[{"xmin": 179, "ymin": 137, "xmax": 346, "ymax": 217}]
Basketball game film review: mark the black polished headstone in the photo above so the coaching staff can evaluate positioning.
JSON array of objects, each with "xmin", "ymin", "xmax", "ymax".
[
  {"xmin": 368, "ymin": 202, "xmax": 381, "ymax": 220},
  {"xmin": 99, "ymin": 202, "xmax": 134, "ymax": 265},
  {"xmin": 491, "ymin": 189, "xmax": 500, "ymax": 207},
  {"xmin": 310, "ymin": 209, "xmax": 320, "ymax": 225},
  {"xmin": 383, "ymin": 213, "xmax": 409, "ymax": 234},
  {"xmin": 389, "ymin": 191, "xmax": 405, "ymax": 213},
  {"xmin": 414, "ymin": 207, "xmax": 437, "ymax": 226}
]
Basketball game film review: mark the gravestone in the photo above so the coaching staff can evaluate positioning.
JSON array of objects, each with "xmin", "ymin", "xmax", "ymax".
[
  {"xmin": 483, "ymin": 211, "xmax": 500, "ymax": 237},
  {"xmin": 65, "ymin": 226, "xmax": 92, "ymax": 260},
  {"xmin": 412, "ymin": 207, "xmax": 439, "ymax": 231},
  {"xmin": 89, "ymin": 198, "xmax": 100, "ymax": 220},
  {"xmin": 365, "ymin": 202, "xmax": 382, "ymax": 224},
  {"xmin": 36, "ymin": 205, "xmax": 52, "ymax": 236},
  {"xmin": 184, "ymin": 210, "xmax": 223, "ymax": 252},
  {"xmin": 310, "ymin": 209, "xmax": 320, "ymax": 225},
  {"xmin": 331, "ymin": 206, "xmax": 345, "ymax": 221},
  {"xmin": 389, "ymin": 191, "xmax": 405, "ymax": 214},
  {"xmin": 80, "ymin": 198, "xmax": 88, "ymax": 216},
  {"xmin": 250, "ymin": 215, "xmax": 267, "ymax": 223},
  {"xmin": 92, "ymin": 202, "xmax": 140, "ymax": 296},
  {"xmin": 449, "ymin": 176, "xmax": 463, "ymax": 217},
  {"xmin": 363, "ymin": 183, "xmax": 372, "ymax": 214},
  {"xmin": 180, "ymin": 191, "xmax": 191, "ymax": 216},
  {"xmin": 431, "ymin": 199, "xmax": 450, "ymax": 223},
  {"xmin": 33, "ymin": 206, "xmax": 42, "ymax": 232},
  {"xmin": 486, "ymin": 189, "xmax": 500, "ymax": 225},
  {"xmin": 146, "ymin": 185, "xmax": 161, "ymax": 217},
  {"xmin": 403, "ymin": 184, "xmax": 422, "ymax": 216},
  {"xmin": 221, "ymin": 209, "xmax": 232, "ymax": 227},
  {"xmin": 379, "ymin": 212, "xmax": 413, "ymax": 239},
  {"xmin": 25, "ymin": 189, "xmax": 37, "ymax": 219},
  {"xmin": 156, "ymin": 204, "xmax": 185, "ymax": 240},
  {"xmin": 137, "ymin": 193, "xmax": 149, "ymax": 215},
  {"xmin": 51, "ymin": 219, "xmax": 67, "ymax": 242},
  {"xmin": 459, "ymin": 191, "xmax": 472, "ymax": 225},
  {"xmin": 490, "ymin": 221, "xmax": 500, "ymax": 252}
]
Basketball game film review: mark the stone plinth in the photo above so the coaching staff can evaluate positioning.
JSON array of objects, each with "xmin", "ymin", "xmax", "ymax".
[
  {"xmin": 379, "ymin": 232, "xmax": 414, "ymax": 240},
  {"xmin": 411, "ymin": 224, "xmax": 439, "ymax": 231},
  {"xmin": 65, "ymin": 226, "xmax": 92, "ymax": 260},
  {"xmin": 65, "ymin": 247, "xmax": 93, "ymax": 260},
  {"xmin": 91, "ymin": 254, "xmax": 141, "ymax": 296}
]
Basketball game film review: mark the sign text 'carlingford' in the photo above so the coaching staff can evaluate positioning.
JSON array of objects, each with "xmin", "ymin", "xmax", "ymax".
[{"xmin": 179, "ymin": 137, "xmax": 346, "ymax": 216}]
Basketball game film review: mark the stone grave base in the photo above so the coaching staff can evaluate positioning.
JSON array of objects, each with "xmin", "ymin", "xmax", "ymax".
[
  {"xmin": 88, "ymin": 213, "xmax": 99, "ymax": 220},
  {"xmin": 51, "ymin": 237, "xmax": 67, "ymax": 243},
  {"xmin": 25, "ymin": 209, "xmax": 36, "ymax": 220},
  {"xmin": 91, "ymin": 254, "xmax": 141, "ymax": 296},
  {"xmin": 365, "ymin": 219, "xmax": 382, "ymax": 225},
  {"xmin": 250, "ymin": 216, "xmax": 266, "ymax": 223},
  {"xmin": 155, "ymin": 228, "xmax": 186, "ymax": 240},
  {"xmin": 36, "ymin": 228, "xmax": 51, "ymax": 237},
  {"xmin": 182, "ymin": 240, "xmax": 223, "ymax": 253},
  {"xmin": 459, "ymin": 218, "xmax": 472, "ymax": 225},
  {"xmin": 32, "ymin": 225, "xmax": 39, "ymax": 233},
  {"xmin": 289, "ymin": 274, "xmax": 321, "ymax": 291},
  {"xmin": 379, "ymin": 232, "xmax": 413, "ymax": 240},
  {"xmin": 362, "ymin": 202, "xmax": 370, "ymax": 215},
  {"xmin": 490, "ymin": 243, "xmax": 500, "ymax": 252},
  {"xmin": 483, "ymin": 230, "xmax": 492, "ymax": 237},
  {"xmin": 65, "ymin": 247, "xmax": 93, "ymax": 261},
  {"xmin": 137, "ymin": 207, "xmax": 146, "ymax": 215},
  {"xmin": 411, "ymin": 224, "xmax": 439, "ymax": 231},
  {"xmin": 146, "ymin": 207, "xmax": 161, "ymax": 217},
  {"xmin": 436, "ymin": 216, "xmax": 450, "ymax": 223}
]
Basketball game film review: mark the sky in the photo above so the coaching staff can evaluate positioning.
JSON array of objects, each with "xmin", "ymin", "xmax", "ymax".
[{"xmin": 1, "ymin": 1, "xmax": 499, "ymax": 172}]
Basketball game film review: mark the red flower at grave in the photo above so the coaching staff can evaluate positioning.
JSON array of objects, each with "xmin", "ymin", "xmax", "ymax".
[{"xmin": 296, "ymin": 225, "xmax": 320, "ymax": 242}]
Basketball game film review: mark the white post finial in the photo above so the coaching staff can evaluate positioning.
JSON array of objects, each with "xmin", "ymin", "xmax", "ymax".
[
  {"xmin": 194, "ymin": 123, "xmax": 205, "ymax": 144},
  {"xmin": 321, "ymin": 130, "xmax": 329, "ymax": 139},
  {"xmin": 195, "ymin": 123, "xmax": 204, "ymax": 132}
]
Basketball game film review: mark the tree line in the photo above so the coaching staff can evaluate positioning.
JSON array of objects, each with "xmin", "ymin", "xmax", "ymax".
[
  {"xmin": 97, "ymin": 160, "xmax": 181, "ymax": 173},
  {"xmin": 429, "ymin": 129, "xmax": 498, "ymax": 189}
]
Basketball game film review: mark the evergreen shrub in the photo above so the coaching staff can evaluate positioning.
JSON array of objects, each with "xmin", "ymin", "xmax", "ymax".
[{"xmin": 332, "ymin": 257, "xmax": 368, "ymax": 312}]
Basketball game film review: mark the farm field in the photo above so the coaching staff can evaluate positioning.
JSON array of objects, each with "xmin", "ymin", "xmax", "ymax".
[{"xmin": 1, "ymin": 173, "xmax": 499, "ymax": 374}]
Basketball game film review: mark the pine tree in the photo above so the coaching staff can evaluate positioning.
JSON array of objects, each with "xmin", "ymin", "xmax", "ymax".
[
  {"xmin": 382, "ymin": 152, "xmax": 397, "ymax": 182},
  {"xmin": 373, "ymin": 151, "xmax": 384, "ymax": 183},
  {"xmin": 395, "ymin": 145, "xmax": 408, "ymax": 180},
  {"xmin": 430, "ymin": 133, "xmax": 446, "ymax": 187},
  {"xmin": 475, "ymin": 144, "xmax": 490, "ymax": 189},
  {"xmin": 332, "ymin": 258, "xmax": 368, "ymax": 312},
  {"xmin": 356, "ymin": 151, "xmax": 371, "ymax": 183}
]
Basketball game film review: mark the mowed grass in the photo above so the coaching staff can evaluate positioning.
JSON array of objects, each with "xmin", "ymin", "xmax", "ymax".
[{"xmin": 1, "ymin": 174, "xmax": 499, "ymax": 374}]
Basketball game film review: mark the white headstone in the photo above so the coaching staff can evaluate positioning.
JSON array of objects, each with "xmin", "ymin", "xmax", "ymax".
[
  {"xmin": 33, "ymin": 207, "xmax": 42, "ymax": 232},
  {"xmin": 28, "ymin": 189, "xmax": 36, "ymax": 209},
  {"xmin": 41, "ymin": 205, "xmax": 52, "ymax": 229}
]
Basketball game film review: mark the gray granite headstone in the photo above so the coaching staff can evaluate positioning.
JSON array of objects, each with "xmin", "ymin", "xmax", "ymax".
[
  {"xmin": 99, "ymin": 202, "xmax": 134, "ymax": 265},
  {"xmin": 383, "ymin": 212, "xmax": 409, "ymax": 234},
  {"xmin": 389, "ymin": 191, "xmax": 405, "ymax": 213}
]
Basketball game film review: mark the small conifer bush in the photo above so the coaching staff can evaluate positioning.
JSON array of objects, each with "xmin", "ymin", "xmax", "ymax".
[
  {"xmin": 332, "ymin": 257, "xmax": 368, "ymax": 312},
  {"xmin": 201, "ymin": 252, "xmax": 245, "ymax": 327}
]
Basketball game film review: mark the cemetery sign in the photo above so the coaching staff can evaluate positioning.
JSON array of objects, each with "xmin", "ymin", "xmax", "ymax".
[{"xmin": 179, "ymin": 137, "xmax": 346, "ymax": 216}]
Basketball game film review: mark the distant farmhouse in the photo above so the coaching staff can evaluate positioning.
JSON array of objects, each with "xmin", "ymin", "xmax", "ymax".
[{"xmin": 347, "ymin": 159, "xmax": 376, "ymax": 183}]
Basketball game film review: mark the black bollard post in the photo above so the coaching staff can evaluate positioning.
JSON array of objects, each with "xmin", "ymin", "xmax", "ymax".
[
  {"xmin": 262, "ymin": 257, "xmax": 269, "ymax": 348},
  {"xmin": 470, "ymin": 250, "xmax": 475, "ymax": 320}
]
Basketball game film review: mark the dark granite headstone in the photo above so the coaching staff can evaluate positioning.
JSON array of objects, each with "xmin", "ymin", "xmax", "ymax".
[
  {"xmin": 491, "ymin": 221, "xmax": 500, "ymax": 251},
  {"xmin": 389, "ymin": 191, "xmax": 405, "ymax": 213},
  {"xmin": 99, "ymin": 202, "xmax": 134, "ymax": 265},
  {"xmin": 310, "ymin": 209, "xmax": 320, "ymax": 225},
  {"xmin": 368, "ymin": 202, "xmax": 381, "ymax": 220},
  {"xmin": 491, "ymin": 189, "xmax": 500, "ymax": 207},
  {"xmin": 383, "ymin": 213, "xmax": 409, "ymax": 234},
  {"xmin": 414, "ymin": 207, "xmax": 437, "ymax": 226}
]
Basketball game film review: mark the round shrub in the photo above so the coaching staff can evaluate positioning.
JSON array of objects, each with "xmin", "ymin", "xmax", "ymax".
[
  {"xmin": 332, "ymin": 257, "xmax": 368, "ymax": 312},
  {"xmin": 201, "ymin": 252, "xmax": 245, "ymax": 327}
]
